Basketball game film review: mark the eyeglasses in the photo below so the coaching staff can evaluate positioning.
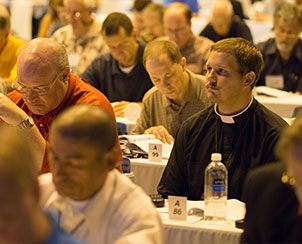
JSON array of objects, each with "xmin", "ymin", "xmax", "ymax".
[{"xmin": 12, "ymin": 72, "xmax": 62, "ymax": 96}]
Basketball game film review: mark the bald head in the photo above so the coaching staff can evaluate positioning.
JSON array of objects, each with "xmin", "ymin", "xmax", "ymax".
[
  {"xmin": 212, "ymin": 0, "xmax": 233, "ymax": 19},
  {"xmin": 0, "ymin": 3, "xmax": 10, "ymax": 31},
  {"xmin": 50, "ymin": 104, "xmax": 117, "ymax": 153},
  {"xmin": 211, "ymin": 0, "xmax": 233, "ymax": 35},
  {"xmin": 17, "ymin": 38, "xmax": 69, "ymax": 79},
  {"xmin": 164, "ymin": 2, "xmax": 192, "ymax": 24}
]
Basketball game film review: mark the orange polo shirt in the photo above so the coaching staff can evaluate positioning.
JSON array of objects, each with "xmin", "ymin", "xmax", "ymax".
[{"xmin": 7, "ymin": 73, "xmax": 121, "ymax": 173}]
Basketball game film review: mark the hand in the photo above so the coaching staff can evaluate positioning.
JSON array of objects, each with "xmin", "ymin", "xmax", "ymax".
[
  {"xmin": 144, "ymin": 126, "xmax": 174, "ymax": 144},
  {"xmin": 0, "ymin": 93, "xmax": 28, "ymax": 125},
  {"xmin": 113, "ymin": 101, "xmax": 130, "ymax": 117}
]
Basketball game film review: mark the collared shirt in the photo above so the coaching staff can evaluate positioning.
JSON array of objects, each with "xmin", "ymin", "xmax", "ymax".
[
  {"xmin": 158, "ymin": 99, "xmax": 287, "ymax": 200},
  {"xmin": 51, "ymin": 17, "xmax": 108, "ymax": 76},
  {"xmin": 256, "ymin": 38, "xmax": 302, "ymax": 92},
  {"xmin": 0, "ymin": 34, "xmax": 24, "ymax": 79},
  {"xmin": 81, "ymin": 41, "xmax": 153, "ymax": 102},
  {"xmin": 39, "ymin": 170, "xmax": 163, "ymax": 244},
  {"xmin": 7, "ymin": 73, "xmax": 116, "ymax": 174},
  {"xmin": 133, "ymin": 70, "xmax": 211, "ymax": 138},
  {"xmin": 199, "ymin": 19, "xmax": 253, "ymax": 43}
]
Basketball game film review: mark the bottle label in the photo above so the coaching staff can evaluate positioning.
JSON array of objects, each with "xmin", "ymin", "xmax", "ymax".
[
  {"xmin": 213, "ymin": 179, "xmax": 226, "ymax": 192},
  {"xmin": 213, "ymin": 185, "xmax": 226, "ymax": 192}
]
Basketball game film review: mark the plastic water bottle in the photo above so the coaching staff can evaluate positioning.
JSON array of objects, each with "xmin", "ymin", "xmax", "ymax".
[{"xmin": 204, "ymin": 153, "xmax": 228, "ymax": 222}]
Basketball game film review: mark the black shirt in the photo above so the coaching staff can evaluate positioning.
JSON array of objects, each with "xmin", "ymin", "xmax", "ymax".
[
  {"xmin": 81, "ymin": 41, "xmax": 153, "ymax": 102},
  {"xmin": 158, "ymin": 99, "xmax": 287, "ymax": 200},
  {"xmin": 256, "ymin": 38, "xmax": 302, "ymax": 92},
  {"xmin": 199, "ymin": 19, "xmax": 253, "ymax": 43},
  {"xmin": 241, "ymin": 162, "xmax": 302, "ymax": 243}
]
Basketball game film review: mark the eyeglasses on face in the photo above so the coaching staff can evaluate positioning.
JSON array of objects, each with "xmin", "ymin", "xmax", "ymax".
[{"xmin": 12, "ymin": 71, "xmax": 63, "ymax": 96}]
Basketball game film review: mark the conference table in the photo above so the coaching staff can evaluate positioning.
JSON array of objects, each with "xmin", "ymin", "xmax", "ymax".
[{"xmin": 158, "ymin": 199, "xmax": 245, "ymax": 244}]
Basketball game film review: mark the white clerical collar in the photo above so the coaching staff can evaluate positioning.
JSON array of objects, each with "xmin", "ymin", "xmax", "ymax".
[{"xmin": 214, "ymin": 97, "xmax": 254, "ymax": 124}]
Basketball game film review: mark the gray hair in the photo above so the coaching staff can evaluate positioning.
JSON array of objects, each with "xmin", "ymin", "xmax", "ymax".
[{"xmin": 274, "ymin": 3, "xmax": 302, "ymax": 32}]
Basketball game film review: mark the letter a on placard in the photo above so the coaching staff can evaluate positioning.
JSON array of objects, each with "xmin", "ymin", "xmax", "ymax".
[
  {"xmin": 175, "ymin": 200, "xmax": 180, "ymax": 206},
  {"xmin": 154, "ymin": 146, "xmax": 157, "ymax": 150}
]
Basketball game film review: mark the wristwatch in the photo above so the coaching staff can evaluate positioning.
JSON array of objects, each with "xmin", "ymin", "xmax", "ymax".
[{"xmin": 16, "ymin": 116, "xmax": 35, "ymax": 130}]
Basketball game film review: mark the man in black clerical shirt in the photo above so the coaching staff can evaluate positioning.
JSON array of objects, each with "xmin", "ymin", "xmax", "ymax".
[
  {"xmin": 256, "ymin": 3, "xmax": 302, "ymax": 93},
  {"xmin": 81, "ymin": 12, "xmax": 153, "ymax": 117},
  {"xmin": 158, "ymin": 37, "xmax": 287, "ymax": 200}
]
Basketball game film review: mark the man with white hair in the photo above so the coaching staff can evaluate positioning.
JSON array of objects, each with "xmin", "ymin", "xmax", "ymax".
[
  {"xmin": 51, "ymin": 0, "xmax": 108, "ymax": 75},
  {"xmin": 199, "ymin": 0, "xmax": 253, "ymax": 42}
]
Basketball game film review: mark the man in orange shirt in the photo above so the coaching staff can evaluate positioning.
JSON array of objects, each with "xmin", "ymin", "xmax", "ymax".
[{"xmin": 0, "ymin": 38, "xmax": 120, "ymax": 173}]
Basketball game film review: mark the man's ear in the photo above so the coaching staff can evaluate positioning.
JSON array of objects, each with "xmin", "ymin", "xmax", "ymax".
[
  {"xmin": 180, "ymin": 57, "xmax": 186, "ymax": 71},
  {"xmin": 104, "ymin": 147, "xmax": 119, "ymax": 171},
  {"xmin": 244, "ymin": 71, "xmax": 256, "ymax": 88},
  {"xmin": 131, "ymin": 29, "xmax": 138, "ymax": 40}
]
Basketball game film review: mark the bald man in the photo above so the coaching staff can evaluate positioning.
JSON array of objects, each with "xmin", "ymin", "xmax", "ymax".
[
  {"xmin": 0, "ymin": 127, "xmax": 83, "ymax": 243},
  {"xmin": 163, "ymin": 2, "xmax": 213, "ymax": 74},
  {"xmin": 0, "ymin": 38, "xmax": 118, "ymax": 174},
  {"xmin": 0, "ymin": 3, "xmax": 24, "ymax": 92},
  {"xmin": 199, "ymin": 0, "xmax": 253, "ymax": 43},
  {"xmin": 39, "ymin": 104, "xmax": 163, "ymax": 244}
]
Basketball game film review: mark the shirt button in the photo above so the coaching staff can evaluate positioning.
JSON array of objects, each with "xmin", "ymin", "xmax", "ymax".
[{"xmin": 39, "ymin": 123, "xmax": 43, "ymax": 127}]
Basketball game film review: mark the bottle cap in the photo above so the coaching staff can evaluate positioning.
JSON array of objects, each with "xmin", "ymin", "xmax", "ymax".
[{"xmin": 211, "ymin": 153, "xmax": 222, "ymax": 161}]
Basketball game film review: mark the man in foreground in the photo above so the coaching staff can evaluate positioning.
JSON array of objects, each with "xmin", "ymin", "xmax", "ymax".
[
  {"xmin": 40, "ymin": 104, "xmax": 163, "ymax": 244},
  {"xmin": 158, "ymin": 37, "xmax": 287, "ymax": 200},
  {"xmin": 133, "ymin": 40, "xmax": 211, "ymax": 144},
  {"xmin": 241, "ymin": 116, "xmax": 302, "ymax": 243},
  {"xmin": 0, "ymin": 127, "xmax": 82, "ymax": 244},
  {"xmin": 0, "ymin": 38, "xmax": 117, "ymax": 173}
]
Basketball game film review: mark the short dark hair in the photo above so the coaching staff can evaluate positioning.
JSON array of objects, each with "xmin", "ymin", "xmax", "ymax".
[
  {"xmin": 211, "ymin": 37, "xmax": 264, "ymax": 87},
  {"xmin": 51, "ymin": 104, "xmax": 117, "ymax": 155},
  {"xmin": 143, "ymin": 39, "xmax": 182, "ymax": 66},
  {"xmin": 0, "ymin": 4, "xmax": 10, "ymax": 31},
  {"xmin": 102, "ymin": 12, "xmax": 133, "ymax": 36},
  {"xmin": 133, "ymin": 0, "xmax": 152, "ymax": 12}
]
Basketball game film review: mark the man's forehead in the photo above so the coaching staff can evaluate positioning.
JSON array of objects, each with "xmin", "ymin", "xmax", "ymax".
[{"xmin": 208, "ymin": 51, "xmax": 238, "ymax": 67}]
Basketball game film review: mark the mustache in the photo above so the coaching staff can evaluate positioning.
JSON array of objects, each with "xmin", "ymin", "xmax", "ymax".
[{"xmin": 206, "ymin": 82, "xmax": 217, "ymax": 89}]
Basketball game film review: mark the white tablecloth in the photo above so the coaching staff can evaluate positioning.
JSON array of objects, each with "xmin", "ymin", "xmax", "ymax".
[
  {"xmin": 158, "ymin": 199, "xmax": 245, "ymax": 244},
  {"xmin": 131, "ymin": 158, "xmax": 167, "ymax": 194}
]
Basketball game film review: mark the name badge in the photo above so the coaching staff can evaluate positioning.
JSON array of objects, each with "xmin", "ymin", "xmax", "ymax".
[
  {"xmin": 148, "ymin": 143, "xmax": 162, "ymax": 162},
  {"xmin": 168, "ymin": 195, "xmax": 187, "ymax": 220},
  {"xmin": 265, "ymin": 75, "xmax": 284, "ymax": 89}
]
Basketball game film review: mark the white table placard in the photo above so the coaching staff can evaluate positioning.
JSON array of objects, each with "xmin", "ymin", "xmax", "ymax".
[
  {"xmin": 148, "ymin": 143, "xmax": 162, "ymax": 162},
  {"xmin": 168, "ymin": 195, "xmax": 187, "ymax": 220}
]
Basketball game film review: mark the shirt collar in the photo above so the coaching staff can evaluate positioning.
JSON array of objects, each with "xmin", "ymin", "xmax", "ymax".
[
  {"xmin": 214, "ymin": 97, "xmax": 254, "ymax": 124},
  {"xmin": 264, "ymin": 38, "xmax": 302, "ymax": 61}
]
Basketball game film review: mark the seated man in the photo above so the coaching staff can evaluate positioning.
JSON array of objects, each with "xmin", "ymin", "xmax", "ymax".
[
  {"xmin": 256, "ymin": 3, "xmax": 302, "ymax": 93},
  {"xmin": 81, "ymin": 12, "xmax": 153, "ymax": 116},
  {"xmin": 132, "ymin": 0, "xmax": 152, "ymax": 37},
  {"xmin": 40, "ymin": 104, "xmax": 163, "ymax": 244},
  {"xmin": 0, "ymin": 3, "xmax": 24, "ymax": 92},
  {"xmin": 133, "ymin": 40, "xmax": 211, "ymax": 144},
  {"xmin": 0, "ymin": 38, "xmax": 118, "ymax": 174},
  {"xmin": 241, "ymin": 116, "xmax": 302, "ymax": 243},
  {"xmin": 158, "ymin": 37, "xmax": 287, "ymax": 200},
  {"xmin": 141, "ymin": 3, "xmax": 165, "ymax": 43},
  {"xmin": 199, "ymin": 0, "xmax": 253, "ymax": 43},
  {"xmin": 0, "ymin": 127, "xmax": 82, "ymax": 244},
  {"xmin": 51, "ymin": 0, "xmax": 108, "ymax": 75},
  {"xmin": 163, "ymin": 2, "xmax": 213, "ymax": 75}
]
